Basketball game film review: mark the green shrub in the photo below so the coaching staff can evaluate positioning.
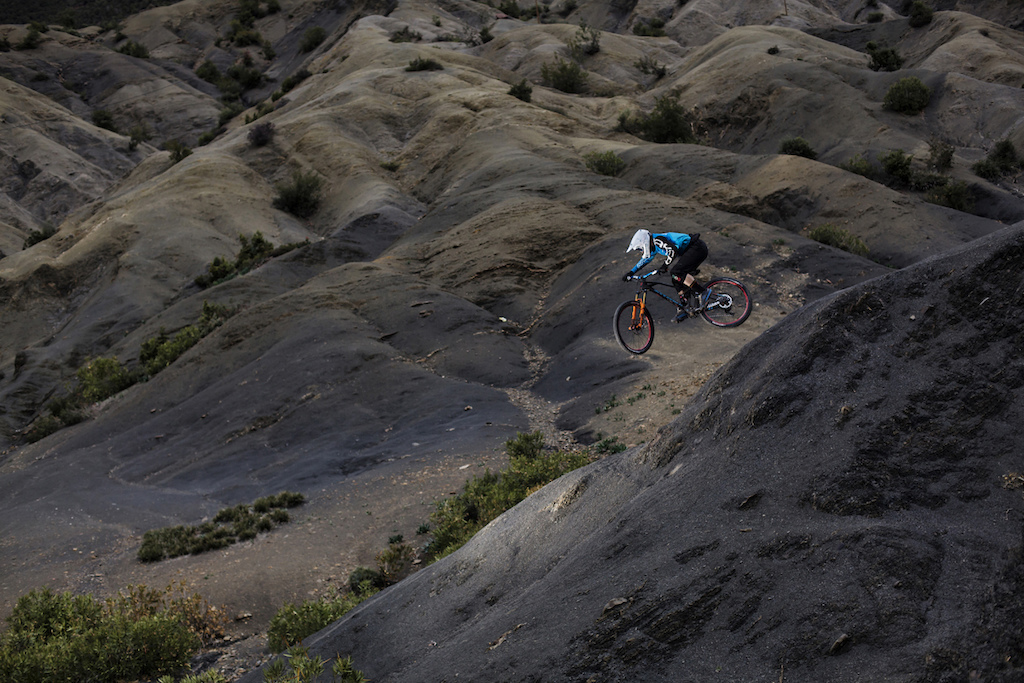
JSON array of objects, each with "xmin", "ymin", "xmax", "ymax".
[
  {"xmin": 139, "ymin": 301, "xmax": 232, "ymax": 375},
  {"xmin": 389, "ymin": 26, "xmax": 421, "ymax": 43},
  {"xmin": 426, "ymin": 432, "xmax": 594, "ymax": 559},
  {"xmin": 479, "ymin": 24, "xmax": 494, "ymax": 43},
  {"xmin": 77, "ymin": 357, "xmax": 138, "ymax": 403},
  {"xmin": 16, "ymin": 27, "xmax": 42, "ymax": 50},
  {"xmin": 867, "ymin": 11, "xmax": 884, "ymax": 22},
  {"xmin": 541, "ymin": 57, "xmax": 587, "ymax": 93},
  {"xmin": 139, "ymin": 491, "xmax": 304, "ymax": 563},
  {"xmin": 267, "ymin": 585, "xmax": 376, "ymax": 653},
  {"xmin": 196, "ymin": 232, "xmax": 306, "ymax": 287},
  {"xmin": 567, "ymin": 22, "xmax": 600, "ymax": 61},
  {"xmin": 632, "ymin": 17, "xmax": 666, "ymax": 37},
  {"xmin": 91, "ymin": 109, "xmax": 118, "ymax": 132},
  {"xmin": 509, "ymin": 78, "xmax": 532, "ymax": 102},
  {"xmin": 908, "ymin": 0, "xmax": 933, "ymax": 27},
  {"xmin": 883, "ymin": 76, "xmax": 930, "ymax": 114},
  {"xmin": 0, "ymin": 585, "xmax": 222, "ymax": 683},
  {"xmin": 584, "ymin": 150, "xmax": 626, "ymax": 176},
  {"xmin": 248, "ymin": 120, "xmax": 275, "ymax": 146},
  {"xmin": 226, "ymin": 62, "xmax": 263, "ymax": 90},
  {"xmin": 406, "ymin": 57, "xmax": 443, "ymax": 72},
  {"xmin": 196, "ymin": 59, "xmax": 220, "ymax": 83},
  {"xmin": 840, "ymin": 153, "xmax": 879, "ymax": 179},
  {"xmin": 928, "ymin": 139, "xmax": 954, "ymax": 172},
  {"xmin": 927, "ymin": 180, "xmax": 973, "ymax": 212},
  {"xmin": 129, "ymin": 123, "xmax": 152, "ymax": 150},
  {"xmin": 279, "ymin": 68, "xmax": 311, "ymax": 94},
  {"xmin": 866, "ymin": 41, "xmax": 903, "ymax": 71},
  {"xmin": 635, "ymin": 55, "xmax": 666, "ymax": 79},
  {"xmin": 22, "ymin": 222, "xmax": 58, "ymax": 249},
  {"xmin": 299, "ymin": 26, "xmax": 326, "ymax": 52},
  {"xmin": 164, "ymin": 140, "xmax": 192, "ymax": 163},
  {"xmin": 273, "ymin": 171, "xmax": 324, "ymax": 218},
  {"xmin": 779, "ymin": 137, "xmax": 817, "ymax": 159},
  {"xmin": 618, "ymin": 91, "xmax": 695, "ymax": 144},
  {"xmin": 879, "ymin": 148, "xmax": 914, "ymax": 185},
  {"xmin": 807, "ymin": 223, "xmax": 869, "ymax": 256},
  {"xmin": 498, "ymin": 0, "xmax": 521, "ymax": 18},
  {"xmin": 118, "ymin": 40, "xmax": 149, "ymax": 58}
]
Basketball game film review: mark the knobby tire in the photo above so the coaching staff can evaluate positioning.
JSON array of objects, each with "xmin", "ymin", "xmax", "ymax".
[
  {"xmin": 700, "ymin": 278, "xmax": 752, "ymax": 328},
  {"xmin": 614, "ymin": 300, "xmax": 655, "ymax": 354}
]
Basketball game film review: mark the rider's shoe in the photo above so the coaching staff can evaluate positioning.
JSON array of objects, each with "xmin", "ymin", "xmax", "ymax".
[{"xmin": 674, "ymin": 309, "xmax": 688, "ymax": 322}]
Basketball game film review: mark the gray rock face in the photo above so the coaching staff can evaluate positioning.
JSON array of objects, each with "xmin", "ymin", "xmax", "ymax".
[{"xmin": 256, "ymin": 225, "xmax": 1024, "ymax": 682}]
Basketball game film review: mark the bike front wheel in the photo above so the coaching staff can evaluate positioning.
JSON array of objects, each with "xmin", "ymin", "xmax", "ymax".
[
  {"xmin": 614, "ymin": 300, "xmax": 655, "ymax": 354},
  {"xmin": 700, "ymin": 278, "xmax": 752, "ymax": 328}
]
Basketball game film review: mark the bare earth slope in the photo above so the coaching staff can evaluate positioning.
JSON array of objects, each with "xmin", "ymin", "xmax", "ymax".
[{"xmin": 259, "ymin": 224, "xmax": 1024, "ymax": 683}]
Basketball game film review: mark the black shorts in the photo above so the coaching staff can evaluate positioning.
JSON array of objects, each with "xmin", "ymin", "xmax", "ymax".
[{"xmin": 670, "ymin": 236, "xmax": 708, "ymax": 286}]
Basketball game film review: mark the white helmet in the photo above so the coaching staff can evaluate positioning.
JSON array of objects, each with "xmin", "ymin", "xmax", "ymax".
[{"xmin": 627, "ymin": 229, "xmax": 652, "ymax": 259}]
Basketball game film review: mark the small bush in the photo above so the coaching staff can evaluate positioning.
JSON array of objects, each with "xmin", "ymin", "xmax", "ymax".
[
  {"xmin": 767, "ymin": 45, "xmax": 780, "ymax": 55},
  {"xmin": 584, "ymin": 150, "xmax": 626, "ymax": 176},
  {"xmin": 972, "ymin": 139, "xmax": 1021, "ymax": 180},
  {"xmin": 908, "ymin": 0, "xmax": 933, "ymax": 27},
  {"xmin": 129, "ymin": 124, "xmax": 152, "ymax": 150},
  {"xmin": 632, "ymin": 17, "xmax": 666, "ymax": 37},
  {"xmin": 300, "ymin": 26, "xmax": 326, "ymax": 52},
  {"xmin": 883, "ymin": 76, "xmax": 930, "ymax": 114},
  {"xmin": 0, "ymin": 584, "xmax": 221, "ymax": 683},
  {"xmin": 928, "ymin": 139, "xmax": 954, "ymax": 172},
  {"xmin": 509, "ymin": 78, "xmax": 532, "ymax": 102},
  {"xmin": 23, "ymin": 222, "xmax": 58, "ymax": 249},
  {"xmin": 226, "ymin": 62, "xmax": 263, "ymax": 90},
  {"xmin": 879, "ymin": 148, "xmax": 914, "ymax": 185},
  {"xmin": 267, "ymin": 584, "xmax": 376, "ymax": 653},
  {"xmin": 389, "ymin": 26, "xmax": 422, "ymax": 43},
  {"xmin": 479, "ymin": 25, "xmax": 494, "ymax": 43},
  {"xmin": 406, "ymin": 57, "xmax": 443, "ymax": 72},
  {"xmin": 635, "ymin": 55, "xmax": 666, "ymax": 79},
  {"xmin": 164, "ymin": 140, "xmax": 192, "ymax": 163},
  {"xmin": 273, "ymin": 170, "xmax": 324, "ymax": 218},
  {"xmin": 568, "ymin": 22, "xmax": 600, "ymax": 61},
  {"xmin": 118, "ymin": 40, "xmax": 149, "ymax": 58},
  {"xmin": 77, "ymin": 357, "xmax": 138, "ymax": 403},
  {"xmin": 840, "ymin": 153, "xmax": 879, "ymax": 179},
  {"xmin": 139, "ymin": 492, "xmax": 305, "ymax": 563},
  {"xmin": 139, "ymin": 301, "xmax": 232, "ymax": 375},
  {"xmin": 807, "ymin": 223, "xmax": 869, "ymax": 256},
  {"xmin": 867, "ymin": 11, "xmax": 884, "ymax": 22},
  {"xmin": 927, "ymin": 180, "xmax": 973, "ymax": 212},
  {"xmin": 866, "ymin": 41, "xmax": 903, "ymax": 71},
  {"xmin": 541, "ymin": 57, "xmax": 587, "ymax": 93},
  {"xmin": 279, "ymin": 68, "xmax": 311, "ymax": 94},
  {"xmin": 16, "ymin": 27, "xmax": 42, "ymax": 50},
  {"xmin": 248, "ymin": 120, "xmax": 275, "ymax": 147},
  {"xmin": 91, "ymin": 109, "xmax": 118, "ymax": 132},
  {"xmin": 498, "ymin": 0, "xmax": 521, "ymax": 18},
  {"xmin": 779, "ymin": 137, "xmax": 817, "ymax": 159},
  {"xmin": 619, "ymin": 91, "xmax": 695, "ymax": 144}
]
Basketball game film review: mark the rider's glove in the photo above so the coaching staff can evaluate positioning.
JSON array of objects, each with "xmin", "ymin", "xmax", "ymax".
[{"xmin": 622, "ymin": 272, "xmax": 632, "ymax": 281}]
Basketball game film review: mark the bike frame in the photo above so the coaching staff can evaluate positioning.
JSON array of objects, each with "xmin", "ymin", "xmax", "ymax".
[{"xmin": 630, "ymin": 271, "xmax": 681, "ymax": 322}]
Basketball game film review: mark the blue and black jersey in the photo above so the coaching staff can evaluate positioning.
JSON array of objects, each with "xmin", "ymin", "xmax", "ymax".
[{"xmin": 628, "ymin": 232, "xmax": 693, "ymax": 274}]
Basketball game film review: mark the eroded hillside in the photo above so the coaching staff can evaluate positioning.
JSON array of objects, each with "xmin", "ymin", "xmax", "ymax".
[{"xmin": 1, "ymin": 0, "xmax": 1023, "ymax": 677}]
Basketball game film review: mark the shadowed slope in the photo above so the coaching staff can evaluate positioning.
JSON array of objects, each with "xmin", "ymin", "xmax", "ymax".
[{"xmin": 260, "ymin": 224, "xmax": 1024, "ymax": 683}]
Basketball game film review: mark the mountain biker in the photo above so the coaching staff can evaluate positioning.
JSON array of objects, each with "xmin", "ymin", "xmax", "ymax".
[{"xmin": 622, "ymin": 228, "xmax": 709, "ymax": 321}]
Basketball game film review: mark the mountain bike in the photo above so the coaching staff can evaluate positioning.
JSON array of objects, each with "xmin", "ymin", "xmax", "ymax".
[{"xmin": 613, "ymin": 270, "xmax": 752, "ymax": 354}]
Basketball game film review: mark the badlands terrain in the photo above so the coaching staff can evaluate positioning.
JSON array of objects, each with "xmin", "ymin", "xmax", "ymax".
[{"xmin": 1, "ymin": 0, "xmax": 1023, "ymax": 680}]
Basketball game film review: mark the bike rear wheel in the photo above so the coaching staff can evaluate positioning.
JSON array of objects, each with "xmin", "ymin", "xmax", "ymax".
[
  {"xmin": 613, "ymin": 300, "xmax": 655, "ymax": 354},
  {"xmin": 700, "ymin": 278, "xmax": 752, "ymax": 327}
]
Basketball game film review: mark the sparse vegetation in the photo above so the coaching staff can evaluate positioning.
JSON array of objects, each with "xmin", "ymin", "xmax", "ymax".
[
  {"xmin": 498, "ymin": 0, "xmax": 521, "ymax": 18},
  {"xmin": 618, "ymin": 91, "xmax": 695, "ymax": 144},
  {"xmin": 927, "ymin": 180, "xmax": 973, "ymax": 212},
  {"xmin": 273, "ymin": 170, "xmax": 325, "ymax": 219},
  {"xmin": 22, "ymin": 222, "xmax": 58, "ymax": 249},
  {"xmin": 867, "ymin": 11, "xmax": 884, "ymax": 22},
  {"xmin": 406, "ymin": 56, "xmax": 443, "ymax": 71},
  {"xmin": 164, "ymin": 140, "xmax": 192, "ymax": 163},
  {"xmin": 567, "ymin": 21, "xmax": 600, "ymax": 61},
  {"xmin": 779, "ymin": 137, "xmax": 817, "ymax": 159},
  {"xmin": 928, "ymin": 139, "xmax": 954, "ymax": 172},
  {"xmin": 584, "ymin": 150, "xmax": 626, "ymax": 176},
  {"xmin": 91, "ymin": 109, "xmax": 118, "ymax": 132},
  {"xmin": 635, "ymin": 55, "xmax": 666, "ymax": 79},
  {"xmin": 632, "ymin": 17, "xmax": 666, "ymax": 37},
  {"xmin": 300, "ymin": 26, "xmax": 327, "ymax": 52},
  {"xmin": 879, "ymin": 148, "xmax": 914, "ymax": 185},
  {"xmin": 509, "ymin": 78, "xmax": 532, "ymax": 102},
  {"xmin": 389, "ymin": 26, "xmax": 421, "ymax": 43},
  {"xmin": 138, "ymin": 492, "xmax": 305, "ymax": 563},
  {"xmin": 807, "ymin": 223, "xmax": 869, "ymax": 256},
  {"xmin": 129, "ymin": 123, "xmax": 152, "ymax": 150},
  {"xmin": 261, "ymin": 647, "xmax": 367, "ymax": 683},
  {"xmin": 16, "ymin": 26, "xmax": 43, "ymax": 50},
  {"xmin": 541, "ymin": 57, "xmax": 587, "ymax": 93},
  {"xmin": 196, "ymin": 231, "xmax": 308, "ymax": 287},
  {"xmin": 972, "ymin": 139, "xmax": 1021, "ymax": 180},
  {"xmin": 267, "ymin": 583, "xmax": 376, "ymax": 653},
  {"xmin": 907, "ymin": 0, "xmax": 933, "ymax": 27},
  {"xmin": 139, "ymin": 301, "xmax": 233, "ymax": 376},
  {"xmin": 0, "ymin": 583, "xmax": 225, "ymax": 683},
  {"xmin": 866, "ymin": 41, "xmax": 903, "ymax": 71},
  {"xmin": 883, "ymin": 76, "xmax": 931, "ymax": 114},
  {"xmin": 117, "ymin": 39, "xmax": 149, "ymax": 58},
  {"xmin": 248, "ymin": 120, "xmax": 275, "ymax": 146},
  {"xmin": 425, "ymin": 432, "xmax": 595, "ymax": 559},
  {"xmin": 840, "ymin": 153, "xmax": 879, "ymax": 180}
]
